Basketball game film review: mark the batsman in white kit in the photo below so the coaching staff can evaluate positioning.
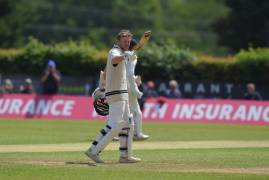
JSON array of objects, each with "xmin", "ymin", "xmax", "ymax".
[{"xmin": 85, "ymin": 30, "xmax": 141, "ymax": 163}]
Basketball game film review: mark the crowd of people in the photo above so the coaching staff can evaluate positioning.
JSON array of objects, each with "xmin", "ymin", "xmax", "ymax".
[
  {"xmin": 0, "ymin": 60, "xmax": 61, "ymax": 95},
  {"xmin": 140, "ymin": 80, "xmax": 263, "ymax": 100},
  {"xmin": 141, "ymin": 80, "xmax": 182, "ymax": 99},
  {"xmin": 0, "ymin": 60, "xmax": 264, "ymax": 101},
  {"xmin": 0, "ymin": 78, "xmax": 35, "ymax": 94}
]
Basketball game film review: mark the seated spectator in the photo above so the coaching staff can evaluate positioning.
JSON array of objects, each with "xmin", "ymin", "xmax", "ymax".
[
  {"xmin": 20, "ymin": 78, "xmax": 35, "ymax": 94},
  {"xmin": 2, "ymin": 79, "xmax": 14, "ymax": 94},
  {"xmin": 244, "ymin": 83, "xmax": 262, "ymax": 100},
  {"xmin": 143, "ymin": 81, "xmax": 159, "ymax": 98},
  {"xmin": 41, "ymin": 60, "xmax": 61, "ymax": 95},
  {"xmin": 165, "ymin": 80, "xmax": 182, "ymax": 98},
  {"xmin": 84, "ymin": 82, "xmax": 91, "ymax": 96},
  {"xmin": 158, "ymin": 82, "xmax": 168, "ymax": 97}
]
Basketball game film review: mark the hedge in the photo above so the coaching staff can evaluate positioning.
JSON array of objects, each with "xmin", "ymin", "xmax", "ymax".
[
  {"xmin": 0, "ymin": 37, "xmax": 107, "ymax": 76},
  {"xmin": 137, "ymin": 41, "xmax": 196, "ymax": 79},
  {"xmin": 0, "ymin": 38, "xmax": 269, "ymax": 84},
  {"xmin": 140, "ymin": 46, "xmax": 269, "ymax": 84},
  {"xmin": 234, "ymin": 48, "xmax": 269, "ymax": 83}
]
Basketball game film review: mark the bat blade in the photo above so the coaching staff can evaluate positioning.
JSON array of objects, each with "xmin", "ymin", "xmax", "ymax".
[{"xmin": 131, "ymin": 31, "xmax": 152, "ymax": 51}]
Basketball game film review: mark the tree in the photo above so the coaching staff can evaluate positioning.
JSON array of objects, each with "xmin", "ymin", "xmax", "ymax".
[
  {"xmin": 0, "ymin": 0, "xmax": 40, "ymax": 47},
  {"xmin": 215, "ymin": 0, "xmax": 269, "ymax": 52},
  {"xmin": 0, "ymin": 0, "xmax": 228, "ymax": 53}
]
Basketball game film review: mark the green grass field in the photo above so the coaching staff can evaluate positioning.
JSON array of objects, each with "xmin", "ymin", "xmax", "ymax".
[{"xmin": 0, "ymin": 119, "xmax": 269, "ymax": 180}]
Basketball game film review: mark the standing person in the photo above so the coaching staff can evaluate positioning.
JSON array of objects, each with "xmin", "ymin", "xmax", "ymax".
[
  {"xmin": 85, "ymin": 30, "xmax": 140, "ymax": 163},
  {"xmin": 127, "ymin": 38, "xmax": 149, "ymax": 140},
  {"xmin": 244, "ymin": 83, "xmax": 262, "ymax": 100},
  {"xmin": 41, "ymin": 60, "xmax": 61, "ymax": 95}
]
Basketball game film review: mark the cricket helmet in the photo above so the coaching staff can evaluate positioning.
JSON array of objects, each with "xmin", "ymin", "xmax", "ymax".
[
  {"xmin": 92, "ymin": 88, "xmax": 109, "ymax": 116},
  {"xmin": 129, "ymin": 38, "xmax": 138, "ymax": 50}
]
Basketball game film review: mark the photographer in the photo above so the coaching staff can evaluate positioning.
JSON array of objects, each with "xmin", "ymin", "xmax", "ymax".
[{"xmin": 41, "ymin": 60, "xmax": 61, "ymax": 95}]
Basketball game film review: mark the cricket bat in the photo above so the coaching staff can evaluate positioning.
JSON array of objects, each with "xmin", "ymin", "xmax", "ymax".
[{"xmin": 131, "ymin": 31, "xmax": 152, "ymax": 51}]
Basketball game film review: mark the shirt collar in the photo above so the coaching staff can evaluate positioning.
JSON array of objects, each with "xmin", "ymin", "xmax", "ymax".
[{"xmin": 113, "ymin": 44, "xmax": 124, "ymax": 52}]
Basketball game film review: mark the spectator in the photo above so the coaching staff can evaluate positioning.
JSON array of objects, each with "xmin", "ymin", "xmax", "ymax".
[
  {"xmin": 139, "ymin": 81, "xmax": 158, "ymax": 111},
  {"xmin": 158, "ymin": 82, "xmax": 168, "ymax": 97},
  {"xmin": 244, "ymin": 83, "xmax": 262, "ymax": 100},
  {"xmin": 143, "ymin": 81, "xmax": 159, "ymax": 98},
  {"xmin": 41, "ymin": 60, "xmax": 61, "ymax": 95},
  {"xmin": 165, "ymin": 80, "xmax": 182, "ymax": 98},
  {"xmin": 2, "ymin": 79, "xmax": 14, "ymax": 94},
  {"xmin": 84, "ymin": 82, "xmax": 91, "ymax": 95},
  {"xmin": 20, "ymin": 78, "xmax": 35, "ymax": 94}
]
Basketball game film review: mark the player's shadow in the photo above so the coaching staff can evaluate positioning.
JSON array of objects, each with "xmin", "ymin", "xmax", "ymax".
[
  {"xmin": 65, "ymin": 161, "xmax": 97, "ymax": 166},
  {"xmin": 65, "ymin": 161, "xmax": 118, "ymax": 166},
  {"xmin": 24, "ymin": 94, "xmax": 54, "ymax": 119}
]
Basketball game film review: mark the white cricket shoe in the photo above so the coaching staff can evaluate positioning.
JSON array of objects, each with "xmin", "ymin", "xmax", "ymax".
[
  {"xmin": 119, "ymin": 156, "xmax": 141, "ymax": 163},
  {"xmin": 85, "ymin": 149, "xmax": 104, "ymax": 163},
  {"xmin": 133, "ymin": 134, "xmax": 149, "ymax": 141}
]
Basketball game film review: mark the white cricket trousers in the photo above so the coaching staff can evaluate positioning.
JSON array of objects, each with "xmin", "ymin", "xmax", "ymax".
[
  {"xmin": 90, "ymin": 100, "xmax": 134, "ymax": 158},
  {"xmin": 107, "ymin": 100, "xmax": 130, "ymax": 129},
  {"xmin": 129, "ymin": 93, "xmax": 143, "ymax": 136}
]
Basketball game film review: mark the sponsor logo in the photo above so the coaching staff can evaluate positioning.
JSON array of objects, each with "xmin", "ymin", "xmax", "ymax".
[
  {"xmin": 0, "ymin": 94, "xmax": 268, "ymax": 125},
  {"xmin": 0, "ymin": 98, "xmax": 75, "ymax": 116}
]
